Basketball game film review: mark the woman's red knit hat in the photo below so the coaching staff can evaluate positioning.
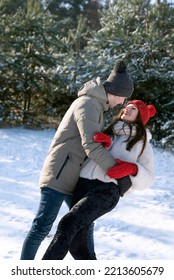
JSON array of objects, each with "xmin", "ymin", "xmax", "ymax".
[{"xmin": 127, "ymin": 100, "xmax": 156, "ymax": 125}]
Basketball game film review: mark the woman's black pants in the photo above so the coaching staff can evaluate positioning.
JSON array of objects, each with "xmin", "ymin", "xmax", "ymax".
[{"xmin": 42, "ymin": 178, "xmax": 120, "ymax": 260}]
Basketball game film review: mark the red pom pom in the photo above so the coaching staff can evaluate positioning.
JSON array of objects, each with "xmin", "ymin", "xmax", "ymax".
[{"xmin": 147, "ymin": 105, "xmax": 156, "ymax": 117}]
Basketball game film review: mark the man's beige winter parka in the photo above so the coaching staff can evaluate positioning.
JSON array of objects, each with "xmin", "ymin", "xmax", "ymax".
[{"xmin": 39, "ymin": 78, "xmax": 116, "ymax": 195}]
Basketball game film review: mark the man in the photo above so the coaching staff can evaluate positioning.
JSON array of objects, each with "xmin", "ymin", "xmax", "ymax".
[{"xmin": 20, "ymin": 59, "xmax": 134, "ymax": 259}]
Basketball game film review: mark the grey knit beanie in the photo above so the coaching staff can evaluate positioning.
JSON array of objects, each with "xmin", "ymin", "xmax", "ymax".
[{"xmin": 103, "ymin": 59, "xmax": 134, "ymax": 97}]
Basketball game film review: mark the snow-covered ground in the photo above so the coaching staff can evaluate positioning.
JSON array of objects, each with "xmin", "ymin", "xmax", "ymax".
[{"xmin": 0, "ymin": 127, "xmax": 174, "ymax": 260}]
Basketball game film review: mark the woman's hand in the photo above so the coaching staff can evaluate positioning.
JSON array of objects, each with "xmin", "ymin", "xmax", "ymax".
[
  {"xmin": 107, "ymin": 159, "xmax": 138, "ymax": 179},
  {"xmin": 93, "ymin": 132, "xmax": 111, "ymax": 148}
]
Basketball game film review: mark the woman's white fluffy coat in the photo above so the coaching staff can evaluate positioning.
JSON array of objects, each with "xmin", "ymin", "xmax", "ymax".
[{"xmin": 80, "ymin": 121, "xmax": 155, "ymax": 194}]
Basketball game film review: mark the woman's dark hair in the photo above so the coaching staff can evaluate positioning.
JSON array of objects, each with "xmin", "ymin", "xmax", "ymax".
[{"xmin": 104, "ymin": 109, "xmax": 147, "ymax": 157}]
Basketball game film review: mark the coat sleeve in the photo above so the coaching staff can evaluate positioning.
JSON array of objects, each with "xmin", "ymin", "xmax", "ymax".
[
  {"xmin": 74, "ymin": 97, "xmax": 116, "ymax": 172},
  {"xmin": 130, "ymin": 142, "xmax": 155, "ymax": 190}
]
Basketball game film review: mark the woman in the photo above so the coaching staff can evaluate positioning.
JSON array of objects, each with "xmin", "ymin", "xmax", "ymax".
[{"xmin": 42, "ymin": 100, "xmax": 156, "ymax": 260}]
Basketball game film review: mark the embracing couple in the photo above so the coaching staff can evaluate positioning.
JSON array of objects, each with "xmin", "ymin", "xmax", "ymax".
[{"xmin": 20, "ymin": 59, "xmax": 156, "ymax": 260}]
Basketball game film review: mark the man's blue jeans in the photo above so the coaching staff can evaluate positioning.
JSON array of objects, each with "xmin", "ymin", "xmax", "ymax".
[{"xmin": 20, "ymin": 187, "xmax": 94, "ymax": 260}]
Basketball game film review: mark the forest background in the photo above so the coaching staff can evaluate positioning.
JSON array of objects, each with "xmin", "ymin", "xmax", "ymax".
[{"xmin": 0, "ymin": 0, "xmax": 173, "ymax": 151}]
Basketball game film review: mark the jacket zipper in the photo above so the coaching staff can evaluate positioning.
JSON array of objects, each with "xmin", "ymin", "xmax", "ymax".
[{"xmin": 56, "ymin": 155, "xmax": 69, "ymax": 179}]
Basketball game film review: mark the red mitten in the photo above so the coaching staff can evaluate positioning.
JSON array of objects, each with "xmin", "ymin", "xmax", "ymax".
[
  {"xmin": 107, "ymin": 160, "xmax": 138, "ymax": 179},
  {"xmin": 93, "ymin": 132, "xmax": 111, "ymax": 148}
]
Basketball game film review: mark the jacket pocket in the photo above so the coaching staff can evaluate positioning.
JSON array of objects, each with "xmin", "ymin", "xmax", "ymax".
[{"xmin": 56, "ymin": 155, "xmax": 70, "ymax": 179}]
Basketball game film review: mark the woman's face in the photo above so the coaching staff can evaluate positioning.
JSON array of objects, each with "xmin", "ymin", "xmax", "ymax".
[{"xmin": 121, "ymin": 104, "xmax": 139, "ymax": 123}]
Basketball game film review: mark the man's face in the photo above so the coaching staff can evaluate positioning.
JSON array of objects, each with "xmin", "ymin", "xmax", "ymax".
[{"xmin": 107, "ymin": 94, "xmax": 126, "ymax": 108}]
